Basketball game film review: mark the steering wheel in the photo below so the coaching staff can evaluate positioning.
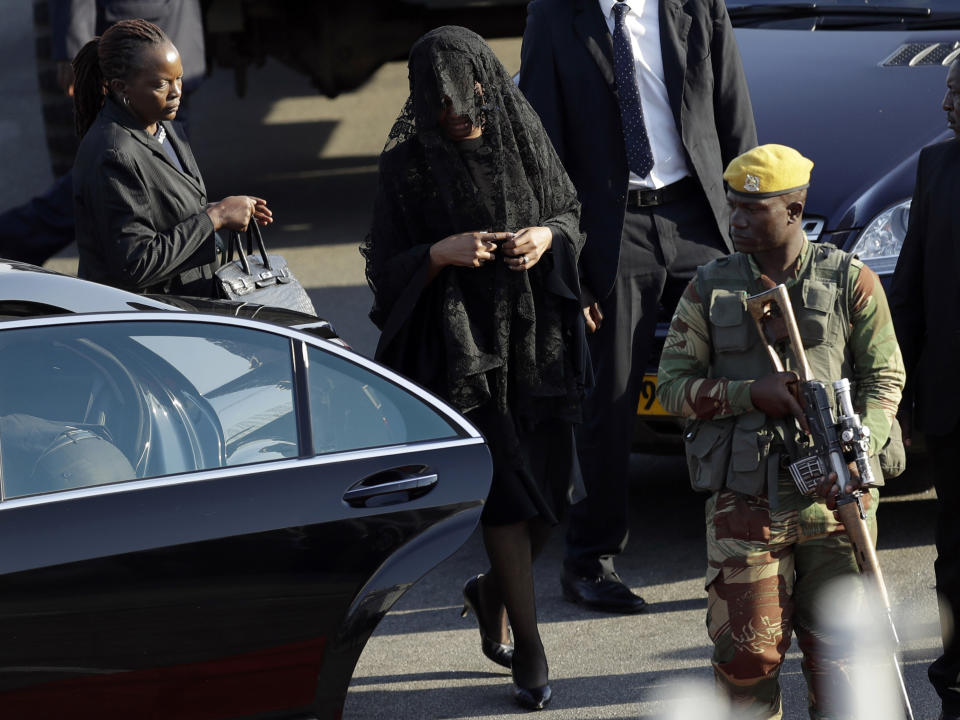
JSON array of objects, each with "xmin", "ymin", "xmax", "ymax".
[{"xmin": 72, "ymin": 339, "xmax": 150, "ymax": 476}]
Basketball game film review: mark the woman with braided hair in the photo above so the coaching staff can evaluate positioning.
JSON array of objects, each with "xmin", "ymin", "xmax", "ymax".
[
  {"xmin": 71, "ymin": 18, "xmax": 271, "ymax": 296},
  {"xmin": 362, "ymin": 26, "xmax": 589, "ymax": 710}
]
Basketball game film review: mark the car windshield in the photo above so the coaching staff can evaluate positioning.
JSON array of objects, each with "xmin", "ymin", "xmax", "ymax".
[{"xmin": 727, "ymin": 0, "xmax": 960, "ymax": 28}]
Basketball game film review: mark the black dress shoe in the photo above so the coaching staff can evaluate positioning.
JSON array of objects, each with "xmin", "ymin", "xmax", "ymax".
[
  {"xmin": 461, "ymin": 574, "xmax": 513, "ymax": 669},
  {"xmin": 561, "ymin": 570, "xmax": 648, "ymax": 613}
]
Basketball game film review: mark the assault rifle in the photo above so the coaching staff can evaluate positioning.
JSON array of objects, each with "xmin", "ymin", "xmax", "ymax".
[{"xmin": 745, "ymin": 283, "xmax": 914, "ymax": 720}]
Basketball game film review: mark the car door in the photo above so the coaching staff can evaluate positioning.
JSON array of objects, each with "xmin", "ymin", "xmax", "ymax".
[{"xmin": 0, "ymin": 313, "xmax": 491, "ymax": 720}]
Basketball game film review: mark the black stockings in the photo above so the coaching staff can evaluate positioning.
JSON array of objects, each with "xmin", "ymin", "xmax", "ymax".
[{"xmin": 477, "ymin": 517, "xmax": 552, "ymax": 688}]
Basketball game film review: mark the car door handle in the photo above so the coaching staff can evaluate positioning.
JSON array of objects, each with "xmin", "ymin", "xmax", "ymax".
[{"xmin": 343, "ymin": 465, "xmax": 438, "ymax": 507}]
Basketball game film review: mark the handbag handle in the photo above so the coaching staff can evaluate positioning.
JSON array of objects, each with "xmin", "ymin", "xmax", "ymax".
[
  {"xmin": 227, "ymin": 222, "xmax": 273, "ymax": 272},
  {"xmin": 225, "ymin": 231, "xmax": 251, "ymax": 275}
]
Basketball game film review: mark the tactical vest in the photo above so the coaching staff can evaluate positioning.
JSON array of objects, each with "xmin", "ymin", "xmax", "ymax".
[{"xmin": 683, "ymin": 244, "xmax": 883, "ymax": 498}]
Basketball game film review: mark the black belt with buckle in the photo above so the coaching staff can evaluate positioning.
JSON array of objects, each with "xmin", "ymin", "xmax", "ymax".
[{"xmin": 627, "ymin": 176, "xmax": 697, "ymax": 208}]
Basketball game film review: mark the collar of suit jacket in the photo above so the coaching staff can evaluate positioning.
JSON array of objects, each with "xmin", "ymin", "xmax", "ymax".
[
  {"xmin": 98, "ymin": 96, "xmax": 203, "ymax": 190},
  {"xmin": 598, "ymin": 0, "xmax": 652, "ymax": 20}
]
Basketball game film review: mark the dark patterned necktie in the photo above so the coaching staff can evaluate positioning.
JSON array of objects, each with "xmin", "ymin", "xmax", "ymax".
[{"xmin": 612, "ymin": 1, "xmax": 655, "ymax": 178}]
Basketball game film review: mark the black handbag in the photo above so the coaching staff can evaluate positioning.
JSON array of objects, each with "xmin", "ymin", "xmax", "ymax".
[{"xmin": 215, "ymin": 223, "xmax": 316, "ymax": 316}]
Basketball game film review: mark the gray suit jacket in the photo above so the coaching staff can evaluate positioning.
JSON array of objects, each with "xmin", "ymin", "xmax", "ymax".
[
  {"xmin": 73, "ymin": 97, "xmax": 218, "ymax": 296},
  {"xmin": 519, "ymin": 0, "xmax": 757, "ymax": 300}
]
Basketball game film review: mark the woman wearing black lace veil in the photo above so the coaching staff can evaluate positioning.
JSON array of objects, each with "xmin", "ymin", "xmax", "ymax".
[{"xmin": 362, "ymin": 26, "xmax": 588, "ymax": 710}]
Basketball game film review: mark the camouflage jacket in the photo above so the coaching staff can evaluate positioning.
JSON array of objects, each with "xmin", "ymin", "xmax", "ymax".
[{"xmin": 657, "ymin": 240, "xmax": 905, "ymax": 456}]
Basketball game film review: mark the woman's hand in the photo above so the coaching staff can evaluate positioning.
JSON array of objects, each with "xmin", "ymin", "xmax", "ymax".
[
  {"xmin": 206, "ymin": 196, "xmax": 273, "ymax": 232},
  {"xmin": 501, "ymin": 226, "xmax": 552, "ymax": 271},
  {"xmin": 251, "ymin": 198, "xmax": 273, "ymax": 226},
  {"xmin": 429, "ymin": 231, "xmax": 514, "ymax": 270}
]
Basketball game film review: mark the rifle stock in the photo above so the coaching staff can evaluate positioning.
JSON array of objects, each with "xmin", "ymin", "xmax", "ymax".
[{"xmin": 745, "ymin": 284, "xmax": 812, "ymax": 381}]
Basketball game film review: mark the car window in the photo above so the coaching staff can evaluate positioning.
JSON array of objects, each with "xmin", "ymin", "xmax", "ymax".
[
  {"xmin": 131, "ymin": 324, "xmax": 298, "ymax": 469},
  {"xmin": 0, "ymin": 321, "xmax": 297, "ymax": 499},
  {"xmin": 306, "ymin": 346, "xmax": 461, "ymax": 454}
]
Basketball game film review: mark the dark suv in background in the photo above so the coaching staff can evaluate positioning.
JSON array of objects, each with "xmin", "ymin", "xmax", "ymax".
[{"xmin": 637, "ymin": 0, "xmax": 960, "ymax": 449}]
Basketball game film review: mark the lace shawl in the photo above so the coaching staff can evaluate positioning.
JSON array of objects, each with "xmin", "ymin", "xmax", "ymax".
[{"xmin": 361, "ymin": 26, "xmax": 588, "ymax": 434}]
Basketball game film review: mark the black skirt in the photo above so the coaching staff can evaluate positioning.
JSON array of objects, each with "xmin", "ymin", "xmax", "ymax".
[{"xmin": 466, "ymin": 403, "xmax": 584, "ymax": 527}]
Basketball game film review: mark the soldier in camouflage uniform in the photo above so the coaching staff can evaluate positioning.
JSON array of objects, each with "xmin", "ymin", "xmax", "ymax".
[{"xmin": 657, "ymin": 144, "xmax": 905, "ymax": 720}]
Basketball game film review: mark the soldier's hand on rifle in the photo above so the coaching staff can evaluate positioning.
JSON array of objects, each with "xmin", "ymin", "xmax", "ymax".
[
  {"xmin": 750, "ymin": 371, "xmax": 810, "ymax": 434},
  {"xmin": 819, "ymin": 461, "xmax": 872, "ymax": 512}
]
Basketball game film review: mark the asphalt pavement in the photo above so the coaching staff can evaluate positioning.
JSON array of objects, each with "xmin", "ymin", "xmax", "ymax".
[{"xmin": 0, "ymin": 5, "xmax": 945, "ymax": 718}]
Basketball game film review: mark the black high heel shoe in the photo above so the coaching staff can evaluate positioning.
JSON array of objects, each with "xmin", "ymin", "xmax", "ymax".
[
  {"xmin": 513, "ymin": 681, "xmax": 552, "ymax": 711},
  {"xmin": 460, "ymin": 574, "xmax": 513, "ymax": 669},
  {"xmin": 511, "ymin": 653, "xmax": 551, "ymax": 711}
]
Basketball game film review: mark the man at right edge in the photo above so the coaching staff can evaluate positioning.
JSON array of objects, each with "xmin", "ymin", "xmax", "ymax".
[{"xmin": 890, "ymin": 57, "xmax": 960, "ymax": 720}]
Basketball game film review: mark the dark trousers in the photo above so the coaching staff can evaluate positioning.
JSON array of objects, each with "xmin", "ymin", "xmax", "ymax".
[
  {"xmin": 0, "ymin": 172, "xmax": 74, "ymax": 266},
  {"xmin": 928, "ymin": 423, "xmax": 960, "ymax": 715},
  {"xmin": 564, "ymin": 189, "xmax": 726, "ymax": 577}
]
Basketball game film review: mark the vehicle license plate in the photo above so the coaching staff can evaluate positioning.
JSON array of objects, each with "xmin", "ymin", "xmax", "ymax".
[{"xmin": 637, "ymin": 374, "xmax": 671, "ymax": 416}]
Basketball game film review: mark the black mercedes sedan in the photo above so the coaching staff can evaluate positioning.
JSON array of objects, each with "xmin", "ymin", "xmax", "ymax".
[{"xmin": 0, "ymin": 261, "xmax": 492, "ymax": 720}]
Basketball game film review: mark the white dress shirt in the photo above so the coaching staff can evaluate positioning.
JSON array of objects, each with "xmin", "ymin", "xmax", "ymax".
[{"xmin": 598, "ymin": 0, "xmax": 690, "ymax": 189}]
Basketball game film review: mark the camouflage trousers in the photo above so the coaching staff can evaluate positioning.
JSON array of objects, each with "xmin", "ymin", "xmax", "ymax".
[{"xmin": 705, "ymin": 477, "xmax": 879, "ymax": 720}]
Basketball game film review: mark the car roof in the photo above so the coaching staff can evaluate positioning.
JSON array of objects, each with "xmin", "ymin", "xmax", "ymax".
[
  {"xmin": 0, "ymin": 260, "xmax": 173, "ymax": 316},
  {"xmin": 0, "ymin": 261, "xmax": 340, "ymax": 341}
]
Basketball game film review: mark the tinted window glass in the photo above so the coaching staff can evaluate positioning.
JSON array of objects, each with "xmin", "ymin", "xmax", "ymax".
[
  {"xmin": 130, "ymin": 324, "xmax": 297, "ymax": 470},
  {"xmin": 0, "ymin": 321, "xmax": 296, "ymax": 499},
  {"xmin": 307, "ymin": 347, "xmax": 460, "ymax": 454}
]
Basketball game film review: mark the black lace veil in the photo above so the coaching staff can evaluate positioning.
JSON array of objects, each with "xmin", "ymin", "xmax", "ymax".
[{"xmin": 361, "ymin": 26, "xmax": 588, "ymax": 441}]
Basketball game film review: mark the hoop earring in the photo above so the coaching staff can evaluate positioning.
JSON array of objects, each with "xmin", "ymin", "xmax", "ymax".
[{"xmin": 122, "ymin": 96, "xmax": 130, "ymax": 107}]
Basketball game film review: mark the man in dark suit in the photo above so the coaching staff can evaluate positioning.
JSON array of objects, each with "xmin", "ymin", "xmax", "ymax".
[
  {"xmin": 519, "ymin": 0, "xmax": 756, "ymax": 612},
  {"xmin": 889, "ymin": 57, "xmax": 960, "ymax": 720}
]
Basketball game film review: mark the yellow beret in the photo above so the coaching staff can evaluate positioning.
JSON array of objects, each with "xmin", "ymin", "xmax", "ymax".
[{"xmin": 723, "ymin": 144, "xmax": 814, "ymax": 199}]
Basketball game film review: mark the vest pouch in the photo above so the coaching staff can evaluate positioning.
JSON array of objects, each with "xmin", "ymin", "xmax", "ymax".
[
  {"xmin": 798, "ymin": 279, "xmax": 838, "ymax": 347},
  {"xmin": 683, "ymin": 418, "xmax": 733, "ymax": 493},
  {"xmin": 709, "ymin": 290, "xmax": 750, "ymax": 353},
  {"xmin": 727, "ymin": 410, "xmax": 774, "ymax": 496}
]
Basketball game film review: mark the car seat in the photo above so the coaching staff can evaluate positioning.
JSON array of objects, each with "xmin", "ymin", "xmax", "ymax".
[{"xmin": 0, "ymin": 414, "xmax": 135, "ymax": 498}]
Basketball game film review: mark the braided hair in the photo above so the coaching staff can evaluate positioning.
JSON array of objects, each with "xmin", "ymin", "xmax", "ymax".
[{"xmin": 72, "ymin": 19, "xmax": 169, "ymax": 137}]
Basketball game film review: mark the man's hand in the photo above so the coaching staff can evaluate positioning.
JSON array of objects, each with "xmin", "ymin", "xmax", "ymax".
[
  {"xmin": 750, "ymin": 371, "xmax": 810, "ymax": 433},
  {"xmin": 897, "ymin": 396, "xmax": 913, "ymax": 449},
  {"xmin": 581, "ymin": 285, "xmax": 603, "ymax": 333},
  {"xmin": 56, "ymin": 61, "xmax": 75, "ymax": 97},
  {"xmin": 817, "ymin": 461, "xmax": 873, "ymax": 512}
]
